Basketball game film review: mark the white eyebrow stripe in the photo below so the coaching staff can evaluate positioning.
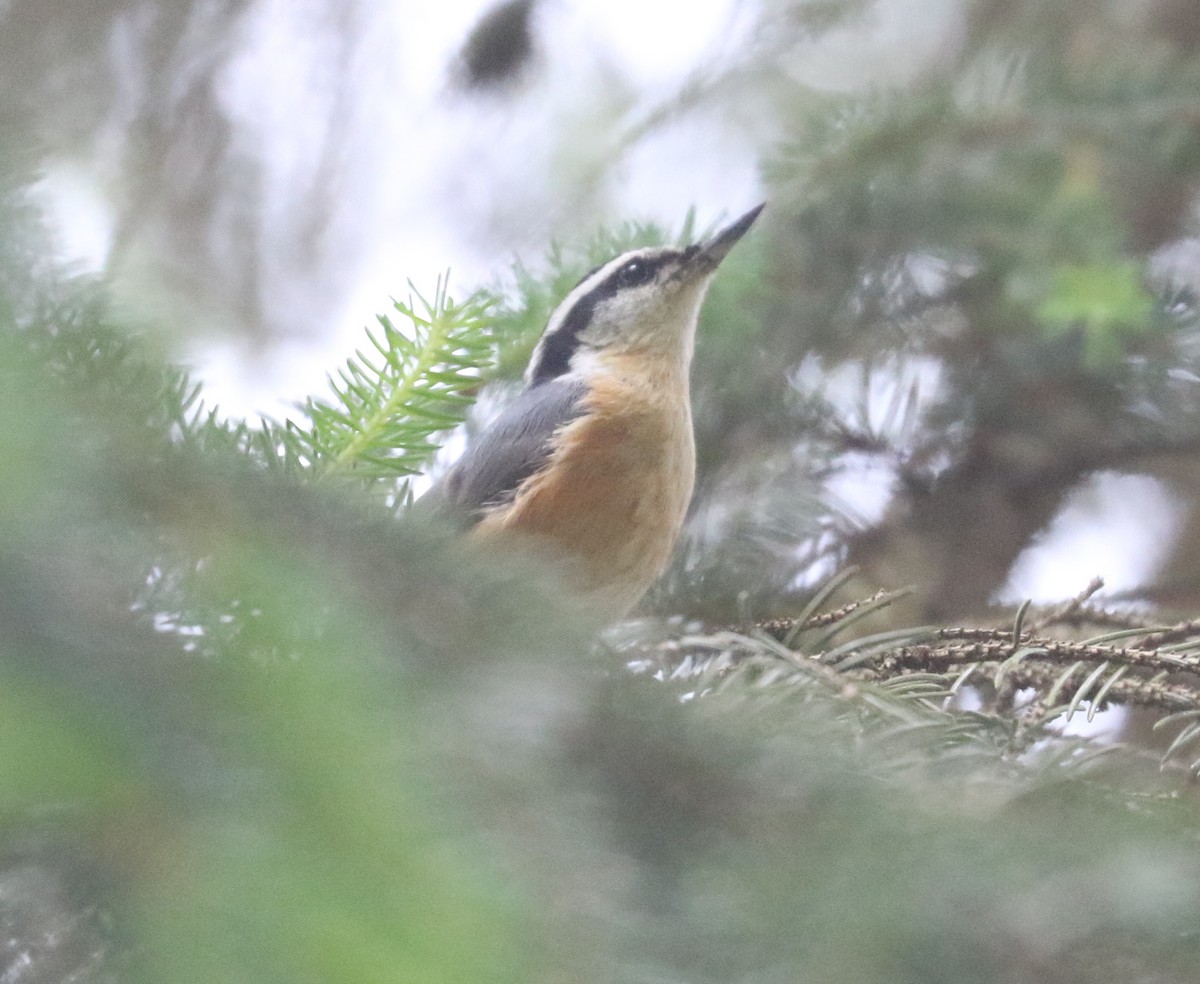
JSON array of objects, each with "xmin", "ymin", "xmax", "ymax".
[
  {"xmin": 544, "ymin": 253, "xmax": 637, "ymax": 335},
  {"xmin": 525, "ymin": 248, "xmax": 662, "ymax": 385}
]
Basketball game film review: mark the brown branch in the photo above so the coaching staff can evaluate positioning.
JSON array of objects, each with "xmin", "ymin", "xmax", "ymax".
[
  {"xmin": 755, "ymin": 589, "xmax": 894, "ymax": 639},
  {"xmin": 868, "ymin": 659, "xmax": 1200, "ymax": 719},
  {"xmin": 1026, "ymin": 577, "xmax": 1106, "ymax": 633},
  {"xmin": 996, "ymin": 661, "xmax": 1200, "ymax": 716},
  {"xmin": 1053, "ymin": 606, "xmax": 1156, "ymax": 633},
  {"xmin": 873, "ymin": 627, "xmax": 1200, "ymax": 676},
  {"xmin": 1137, "ymin": 620, "xmax": 1200, "ymax": 650}
]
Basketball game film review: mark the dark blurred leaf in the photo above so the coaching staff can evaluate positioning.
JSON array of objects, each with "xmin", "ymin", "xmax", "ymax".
[{"xmin": 455, "ymin": 0, "xmax": 539, "ymax": 92}]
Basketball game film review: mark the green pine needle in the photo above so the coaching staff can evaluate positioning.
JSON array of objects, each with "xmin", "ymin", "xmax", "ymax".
[{"xmin": 296, "ymin": 275, "xmax": 493, "ymax": 483}]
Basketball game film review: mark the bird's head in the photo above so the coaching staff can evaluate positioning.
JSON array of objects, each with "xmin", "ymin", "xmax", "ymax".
[{"xmin": 524, "ymin": 203, "xmax": 764, "ymax": 386}]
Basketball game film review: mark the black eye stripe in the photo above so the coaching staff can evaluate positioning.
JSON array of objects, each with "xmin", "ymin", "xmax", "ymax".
[
  {"xmin": 528, "ymin": 294, "xmax": 595, "ymax": 385},
  {"xmin": 595, "ymin": 252, "xmax": 671, "ymax": 301},
  {"xmin": 567, "ymin": 253, "xmax": 666, "ymax": 293},
  {"xmin": 527, "ymin": 249, "xmax": 681, "ymax": 386},
  {"xmin": 615, "ymin": 258, "xmax": 655, "ymax": 288},
  {"xmin": 570, "ymin": 261, "xmax": 605, "ymax": 291}
]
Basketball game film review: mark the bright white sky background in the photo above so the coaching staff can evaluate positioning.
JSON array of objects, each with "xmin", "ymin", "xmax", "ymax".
[{"xmin": 42, "ymin": 0, "xmax": 964, "ymax": 416}]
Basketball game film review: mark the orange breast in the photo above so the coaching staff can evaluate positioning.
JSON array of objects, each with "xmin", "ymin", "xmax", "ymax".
[{"xmin": 472, "ymin": 366, "xmax": 695, "ymax": 618}]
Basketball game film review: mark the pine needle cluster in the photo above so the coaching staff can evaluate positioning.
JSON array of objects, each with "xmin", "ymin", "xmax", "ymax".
[
  {"xmin": 300, "ymin": 281, "xmax": 493, "ymax": 483},
  {"xmin": 19, "ymin": 270, "xmax": 495, "ymax": 503}
]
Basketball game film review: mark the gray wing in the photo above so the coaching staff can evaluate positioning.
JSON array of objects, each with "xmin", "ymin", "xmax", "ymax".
[{"xmin": 420, "ymin": 377, "xmax": 587, "ymax": 526}]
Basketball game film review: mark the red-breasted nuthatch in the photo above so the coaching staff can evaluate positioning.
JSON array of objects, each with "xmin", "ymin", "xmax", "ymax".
[{"xmin": 424, "ymin": 204, "xmax": 764, "ymax": 618}]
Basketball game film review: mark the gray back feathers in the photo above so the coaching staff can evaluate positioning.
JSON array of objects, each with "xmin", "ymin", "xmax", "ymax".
[{"xmin": 422, "ymin": 376, "xmax": 587, "ymax": 524}]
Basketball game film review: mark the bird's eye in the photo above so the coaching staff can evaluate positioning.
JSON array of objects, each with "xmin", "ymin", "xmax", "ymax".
[{"xmin": 616, "ymin": 259, "xmax": 653, "ymax": 288}]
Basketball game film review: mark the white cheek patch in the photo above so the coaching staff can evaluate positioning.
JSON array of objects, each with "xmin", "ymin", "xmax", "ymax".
[
  {"xmin": 566, "ymin": 346, "xmax": 607, "ymax": 380},
  {"xmin": 590, "ymin": 286, "xmax": 658, "ymax": 338},
  {"xmin": 567, "ymin": 279, "xmax": 709, "ymax": 378}
]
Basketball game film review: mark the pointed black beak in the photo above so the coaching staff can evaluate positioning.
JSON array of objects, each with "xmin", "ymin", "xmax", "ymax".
[{"xmin": 694, "ymin": 202, "xmax": 765, "ymax": 270}]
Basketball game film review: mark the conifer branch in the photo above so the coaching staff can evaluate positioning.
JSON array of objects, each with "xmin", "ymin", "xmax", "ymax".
[{"xmin": 300, "ymin": 276, "xmax": 493, "ymax": 482}]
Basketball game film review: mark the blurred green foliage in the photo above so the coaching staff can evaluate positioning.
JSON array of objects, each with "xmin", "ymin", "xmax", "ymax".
[
  {"xmin": 740, "ymin": 0, "xmax": 1200, "ymax": 619},
  {"xmin": 6, "ymin": 183, "xmax": 1200, "ymax": 981},
  {"xmin": 0, "ymin": 311, "xmax": 554, "ymax": 982},
  {"xmin": 1036, "ymin": 261, "xmax": 1155, "ymax": 367}
]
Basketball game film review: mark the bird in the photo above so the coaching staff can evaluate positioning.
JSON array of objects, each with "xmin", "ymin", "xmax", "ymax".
[{"xmin": 422, "ymin": 204, "xmax": 765, "ymax": 619}]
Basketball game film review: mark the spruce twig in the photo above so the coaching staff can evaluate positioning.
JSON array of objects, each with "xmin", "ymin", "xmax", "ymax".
[
  {"xmin": 1027, "ymin": 576, "xmax": 1106, "ymax": 633},
  {"xmin": 303, "ymin": 276, "xmax": 493, "ymax": 482}
]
